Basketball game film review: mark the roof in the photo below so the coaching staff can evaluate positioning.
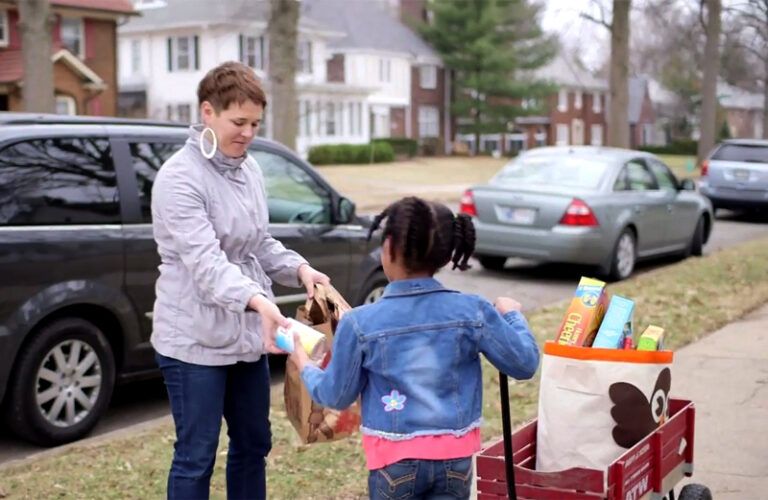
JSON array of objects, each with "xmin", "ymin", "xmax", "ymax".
[
  {"xmin": 534, "ymin": 54, "xmax": 607, "ymax": 91},
  {"xmin": 14, "ymin": 0, "xmax": 138, "ymax": 15},
  {"xmin": 628, "ymin": 77, "xmax": 648, "ymax": 124},
  {"xmin": 303, "ymin": 0, "xmax": 441, "ymax": 62},
  {"xmin": 120, "ymin": 0, "xmax": 330, "ymax": 34},
  {"xmin": 722, "ymin": 138, "xmax": 768, "ymax": 146},
  {"xmin": 0, "ymin": 112, "xmax": 179, "ymax": 126},
  {"xmin": 718, "ymin": 82, "xmax": 763, "ymax": 110},
  {"xmin": 0, "ymin": 49, "xmax": 104, "ymax": 85},
  {"xmin": 522, "ymin": 145, "xmax": 655, "ymax": 163}
]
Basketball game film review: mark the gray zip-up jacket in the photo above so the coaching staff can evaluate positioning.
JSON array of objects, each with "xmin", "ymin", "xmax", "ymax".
[{"xmin": 150, "ymin": 126, "xmax": 307, "ymax": 365}]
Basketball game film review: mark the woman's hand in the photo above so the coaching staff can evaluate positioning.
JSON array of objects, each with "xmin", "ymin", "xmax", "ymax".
[
  {"xmin": 298, "ymin": 263, "xmax": 331, "ymax": 299},
  {"xmin": 287, "ymin": 333, "xmax": 311, "ymax": 371},
  {"xmin": 248, "ymin": 294, "xmax": 291, "ymax": 354}
]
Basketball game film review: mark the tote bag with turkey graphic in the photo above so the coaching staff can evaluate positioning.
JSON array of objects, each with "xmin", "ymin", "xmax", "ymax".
[{"xmin": 535, "ymin": 341, "xmax": 673, "ymax": 472}]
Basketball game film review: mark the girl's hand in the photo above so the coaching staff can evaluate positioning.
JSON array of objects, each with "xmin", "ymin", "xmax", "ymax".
[
  {"xmin": 288, "ymin": 333, "xmax": 311, "ymax": 370},
  {"xmin": 495, "ymin": 297, "xmax": 522, "ymax": 315},
  {"xmin": 298, "ymin": 264, "xmax": 331, "ymax": 299},
  {"xmin": 249, "ymin": 294, "xmax": 291, "ymax": 354}
]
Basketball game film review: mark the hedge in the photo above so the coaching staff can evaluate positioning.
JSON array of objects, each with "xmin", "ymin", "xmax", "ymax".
[
  {"xmin": 308, "ymin": 142, "xmax": 395, "ymax": 165},
  {"xmin": 638, "ymin": 139, "xmax": 698, "ymax": 156},
  {"xmin": 372, "ymin": 138, "xmax": 418, "ymax": 157}
]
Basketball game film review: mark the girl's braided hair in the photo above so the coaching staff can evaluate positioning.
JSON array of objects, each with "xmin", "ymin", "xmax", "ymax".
[{"xmin": 367, "ymin": 197, "xmax": 476, "ymax": 274}]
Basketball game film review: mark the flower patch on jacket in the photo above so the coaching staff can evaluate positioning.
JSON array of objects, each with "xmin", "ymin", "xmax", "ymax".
[{"xmin": 381, "ymin": 390, "xmax": 407, "ymax": 412}]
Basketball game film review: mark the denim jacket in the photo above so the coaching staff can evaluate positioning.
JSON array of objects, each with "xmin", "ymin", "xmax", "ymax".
[{"xmin": 301, "ymin": 277, "xmax": 540, "ymax": 440}]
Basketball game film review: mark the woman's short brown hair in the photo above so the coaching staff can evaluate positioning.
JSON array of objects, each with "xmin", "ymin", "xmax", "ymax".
[{"xmin": 197, "ymin": 61, "xmax": 267, "ymax": 112}]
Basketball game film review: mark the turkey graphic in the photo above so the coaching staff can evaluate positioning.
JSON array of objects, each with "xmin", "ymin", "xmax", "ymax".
[{"xmin": 608, "ymin": 368, "xmax": 671, "ymax": 448}]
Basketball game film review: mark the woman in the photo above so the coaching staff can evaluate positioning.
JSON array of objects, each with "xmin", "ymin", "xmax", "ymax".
[{"xmin": 150, "ymin": 61, "xmax": 329, "ymax": 500}]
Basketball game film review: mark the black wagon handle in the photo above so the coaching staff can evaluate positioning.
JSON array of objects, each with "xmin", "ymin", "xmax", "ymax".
[{"xmin": 499, "ymin": 372, "xmax": 518, "ymax": 499}]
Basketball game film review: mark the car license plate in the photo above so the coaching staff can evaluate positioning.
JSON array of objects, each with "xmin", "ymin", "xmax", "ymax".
[
  {"xmin": 497, "ymin": 206, "xmax": 536, "ymax": 225},
  {"xmin": 733, "ymin": 169, "xmax": 750, "ymax": 181}
]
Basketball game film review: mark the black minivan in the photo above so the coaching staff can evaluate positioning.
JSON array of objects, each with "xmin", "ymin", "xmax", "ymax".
[{"xmin": 0, "ymin": 113, "xmax": 387, "ymax": 446}]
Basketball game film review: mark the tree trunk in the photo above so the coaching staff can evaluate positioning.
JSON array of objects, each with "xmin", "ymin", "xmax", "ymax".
[
  {"xmin": 17, "ymin": 0, "xmax": 55, "ymax": 113},
  {"xmin": 267, "ymin": 0, "xmax": 300, "ymax": 151},
  {"xmin": 607, "ymin": 0, "xmax": 631, "ymax": 148},
  {"xmin": 697, "ymin": 0, "xmax": 721, "ymax": 162},
  {"xmin": 763, "ymin": 57, "xmax": 768, "ymax": 139}
]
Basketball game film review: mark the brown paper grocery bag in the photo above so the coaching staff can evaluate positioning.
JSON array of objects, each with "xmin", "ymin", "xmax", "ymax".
[{"xmin": 283, "ymin": 284, "xmax": 361, "ymax": 444}]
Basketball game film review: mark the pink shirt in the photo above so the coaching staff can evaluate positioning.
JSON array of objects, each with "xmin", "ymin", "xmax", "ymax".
[{"xmin": 362, "ymin": 429, "xmax": 482, "ymax": 470}]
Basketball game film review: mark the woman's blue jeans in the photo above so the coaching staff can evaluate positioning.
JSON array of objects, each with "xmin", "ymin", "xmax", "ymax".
[{"xmin": 156, "ymin": 353, "xmax": 272, "ymax": 500}]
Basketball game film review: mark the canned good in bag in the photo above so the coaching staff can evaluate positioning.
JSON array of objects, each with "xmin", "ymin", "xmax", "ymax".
[{"xmin": 275, "ymin": 318, "xmax": 327, "ymax": 359}]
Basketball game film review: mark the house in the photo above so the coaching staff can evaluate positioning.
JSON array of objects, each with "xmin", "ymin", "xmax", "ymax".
[
  {"xmin": 0, "ymin": 0, "xmax": 135, "ymax": 115},
  {"xmin": 118, "ymin": 0, "xmax": 376, "ymax": 157},
  {"xmin": 628, "ymin": 76, "xmax": 657, "ymax": 148},
  {"xmin": 305, "ymin": 0, "xmax": 450, "ymax": 153},
  {"xmin": 718, "ymin": 83, "xmax": 765, "ymax": 139}
]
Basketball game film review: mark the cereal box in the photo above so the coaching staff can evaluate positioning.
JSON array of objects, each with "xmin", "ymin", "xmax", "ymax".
[
  {"xmin": 592, "ymin": 295, "xmax": 635, "ymax": 349},
  {"xmin": 555, "ymin": 277, "xmax": 609, "ymax": 346},
  {"xmin": 637, "ymin": 325, "xmax": 665, "ymax": 351}
]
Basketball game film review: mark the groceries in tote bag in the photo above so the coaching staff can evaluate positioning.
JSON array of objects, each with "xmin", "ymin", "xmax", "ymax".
[
  {"xmin": 537, "ymin": 277, "xmax": 673, "ymax": 472},
  {"xmin": 283, "ymin": 284, "xmax": 361, "ymax": 444}
]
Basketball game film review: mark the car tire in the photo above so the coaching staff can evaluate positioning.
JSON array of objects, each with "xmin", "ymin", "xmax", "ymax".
[
  {"xmin": 357, "ymin": 270, "xmax": 388, "ymax": 305},
  {"xmin": 689, "ymin": 216, "xmax": 706, "ymax": 257},
  {"xmin": 678, "ymin": 483, "xmax": 713, "ymax": 500},
  {"xmin": 5, "ymin": 318, "xmax": 116, "ymax": 446},
  {"xmin": 478, "ymin": 255, "xmax": 507, "ymax": 271},
  {"xmin": 606, "ymin": 229, "xmax": 636, "ymax": 281}
]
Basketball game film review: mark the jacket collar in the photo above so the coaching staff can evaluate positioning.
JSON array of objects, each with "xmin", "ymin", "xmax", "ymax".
[
  {"xmin": 186, "ymin": 124, "xmax": 248, "ymax": 177},
  {"xmin": 382, "ymin": 277, "xmax": 447, "ymax": 298}
]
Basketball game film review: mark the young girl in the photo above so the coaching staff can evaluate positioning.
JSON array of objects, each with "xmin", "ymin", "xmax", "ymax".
[{"xmin": 289, "ymin": 196, "xmax": 539, "ymax": 499}]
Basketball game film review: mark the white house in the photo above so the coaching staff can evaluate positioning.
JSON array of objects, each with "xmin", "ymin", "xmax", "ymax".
[{"xmin": 118, "ymin": 0, "xmax": 377, "ymax": 156}]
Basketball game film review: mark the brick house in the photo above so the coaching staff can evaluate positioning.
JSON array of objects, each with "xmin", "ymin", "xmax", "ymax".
[
  {"xmin": 719, "ymin": 83, "xmax": 765, "ymax": 139},
  {"xmin": 629, "ymin": 77, "xmax": 657, "ymax": 149},
  {"xmin": 0, "ymin": 0, "xmax": 135, "ymax": 115}
]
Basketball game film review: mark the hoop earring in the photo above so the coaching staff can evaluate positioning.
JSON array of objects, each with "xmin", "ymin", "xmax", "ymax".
[{"xmin": 200, "ymin": 127, "xmax": 218, "ymax": 159}]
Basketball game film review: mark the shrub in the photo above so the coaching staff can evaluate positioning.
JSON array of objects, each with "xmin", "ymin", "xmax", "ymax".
[
  {"xmin": 638, "ymin": 139, "xmax": 698, "ymax": 156},
  {"xmin": 372, "ymin": 138, "xmax": 418, "ymax": 157},
  {"xmin": 308, "ymin": 143, "xmax": 395, "ymax": 165}
]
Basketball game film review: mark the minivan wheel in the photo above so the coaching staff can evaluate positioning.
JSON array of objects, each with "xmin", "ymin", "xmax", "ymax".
[
  {"xmin": 5, "ymin": 318, "xmax": 116, "ymax": 446},
  {"xmin": 606, "ymin": 229, "xmax": 636, "ymax": 281},
  {"xmin": 358, "ymin": 271, "xmax": 388, "ymax": 305}
]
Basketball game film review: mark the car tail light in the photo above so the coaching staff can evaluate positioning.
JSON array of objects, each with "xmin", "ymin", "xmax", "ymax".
[
  {"xmin": 560, "ymin": 198, "xmax": 599, "ymax": 226},
  {"xmin": 700, "ymin": 160, "xmax": 709, "ymax": 177},
  {"xmin": 459, "ymin": 189, "xmax": 477, "ymax": 217}
]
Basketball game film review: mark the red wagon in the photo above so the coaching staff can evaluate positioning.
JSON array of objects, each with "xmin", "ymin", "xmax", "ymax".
[{"xmin": 478, "ymin": 374, "xmax": 712, "ymax": 500}]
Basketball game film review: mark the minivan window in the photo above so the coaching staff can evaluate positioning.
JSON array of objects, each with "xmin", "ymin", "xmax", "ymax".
[
  {"xmin": 129, "ymin": 142, "xmax": 184, "ymax": 222},
  {"xmin": 711, "ymin": 144, "xmax": 768, "ymax": 164},
  {"xmin": 0, "ymin": 138, "xmax": 119, "ymax": 225},
  {"xmin": 250, "ymin": 150, "xmax": 331, "ymax": 224}
]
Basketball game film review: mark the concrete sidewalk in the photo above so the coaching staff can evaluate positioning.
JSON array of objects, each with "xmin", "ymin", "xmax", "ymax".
[{"xmin": 674, "ymin": 304, "xmax": 768, "ymax": 499}]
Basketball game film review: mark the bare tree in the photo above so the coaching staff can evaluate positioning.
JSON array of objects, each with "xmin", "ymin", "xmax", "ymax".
[
  {"xmin": 732, "ymin": 0, "xmax": 768, "ymax": 139},
  {"xmin": 267, "ymin": 0, "xmax": 300, "ymax": 151},
  {"xmin": 17, "ymin": 0, "xmax": 55, "ymax": 113},
  {"xmin": 583, "ymin": 0, "xmax": 631, "ymax": 148},
  {"xmin": 697, "ymin": 0, "xmax": 721, "ymax": 162}
]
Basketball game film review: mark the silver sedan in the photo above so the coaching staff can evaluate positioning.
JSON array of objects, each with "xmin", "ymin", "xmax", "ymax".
[{"xmin": 460, "ymin": 147, "xmax": 714, "ymax": 280}]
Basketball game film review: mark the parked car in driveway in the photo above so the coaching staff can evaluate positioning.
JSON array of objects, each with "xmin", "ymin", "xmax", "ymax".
[
  {"xmin": 0, "ymin": 113, "xmax": 386, "ymax": 446},
  {"xmin": 699, "ymin": 139, "xmax": 768, "ymax": 213},
  {"xmin": 460, "ymin": 146, "xmax": 713, "ymax": 280}
]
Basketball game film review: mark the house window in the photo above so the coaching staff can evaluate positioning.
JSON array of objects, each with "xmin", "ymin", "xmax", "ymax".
[
  {"xmin": 60, "ymin": 17, "xmax": 84, "ymax": 58},
  {"xmin": 168, "ymin": 35, "xmax": 198, "ymax": 72},
  {"xmin": 557, "ymin": 89, "xmax": 568, "ymax": 112},
  {"xmin": 131, "ymin": 39, "xmax": 141, "ymax": 74},
  {"xmin": 592, "ymin": 92, "xmax": 602, "ymax": 113},
  {"xmin": 574, "ymin": 91, "xmax": 583, "ymax": 110},
  {"xmin": 642, "ymin": 124, "xmax": 654, "ymax": 145},
  {"xmin": 314, "ymin": 101, "xmax": 322, "ymax": 135},
  {"xmin": 241, "ymin": 35, "xmax": 266, "ymax": 70},
  {"xmin": 556, "ymin": 124, "xmax": 569, "ymax": 145},
  {"xmin": 418, "ymin": 106, "xmax": 439, "ymax": 138},
  {"xmin": 297, "ymin": 40, "xmax": 312, "ymax": 74},
  {"xmin": 301, "ymin": 100, "xmax": 311, "ymax": 137},
  {"xmin": 0, "ymin": 10, "xmax": 8, "ymax": 48},
  {"xmin": 591, "ymin": 124, "xmax": 603, "ymax": 146},
  {"xmin": 55, "ymin": 95, "xmax": 77, "ymax": 115},
  {"xmin": 420, "ymin": 65, "xmax": 437, "ymax": 89},
  {"xmin": 379, "ymin": 58, "xmax": 391, "ymax": 83},
  {"xmin": 356, "ymin": 103, "xmax": 363, "ymax": 136},
  {"xmin": 166, "ymin": 103, "xmax": 192, "ymax": 124}
]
